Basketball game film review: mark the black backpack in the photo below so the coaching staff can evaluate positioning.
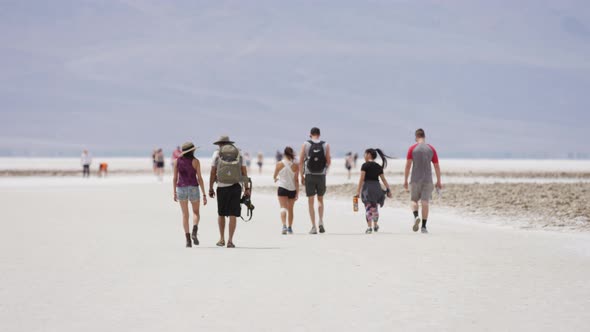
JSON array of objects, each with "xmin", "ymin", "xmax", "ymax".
[{"xmin": 306, "ymin": 140, "xmax": 327, "ymax": 173}]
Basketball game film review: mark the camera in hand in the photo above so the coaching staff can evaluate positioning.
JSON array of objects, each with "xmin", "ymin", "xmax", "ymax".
[{"xmin": 240, "ymin": 195, "xmax": 255, "ymax": 211}]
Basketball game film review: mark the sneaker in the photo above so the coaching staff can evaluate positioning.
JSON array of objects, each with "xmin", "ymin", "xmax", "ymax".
[
  {"xmin": 421, "ymin": 227, "xmax": 429, "ymax": 234},
  {"xmin": 191, "ymin": 225, "xmax": 199, "ymax": 246},
  {"xmin": 413, "ymin": 216, "xmax": 421, "ymax": 232},
  {"xmin": 373, "ymin": 225, "xmax": 379, "ymax": 232},
  {"xmin": 282, "ymin": 226, "xmax": 288, "ymax": 235},
  {"xmin": 365, "ymin": 227, "xmax": 373, "ymax": 234},
  {"xmin": 287, "ymin": 227, "xmax": 293, "ymax": 234},
  {"xmin": 309, "ymin": 226, "xmax": 318, "ymax": 234},
  {"xmin": 318, "ymin": 224, "xmax": 325, "ymax": 233}
]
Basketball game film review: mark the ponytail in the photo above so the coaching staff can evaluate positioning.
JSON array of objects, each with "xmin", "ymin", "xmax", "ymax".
[{"xmin": 365, "ymin": 148, "xmax": 392, "ymax": 169}]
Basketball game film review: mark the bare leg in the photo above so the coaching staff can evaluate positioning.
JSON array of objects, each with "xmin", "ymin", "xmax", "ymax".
[
  {"xmin": 307, "ymin": 196, "xmax": 316, "ymax": 227},
  {"xmin": 318, "ymin": 196, "xmax": 324, "ymax": 224},
  {"xmin": 278, "ymin": 196, "xmax": 288, "ymax": 226},
  {"xmin": 218, "ymin": 216, "xmax": 226, "ymax": 242},
  {"xmin": 179, "ymin": 200, "xmax": 190, "ymax": 233},
  {"xmin": 287, "ymin": 198, "xmax": 296, "ymax": 227},
  {"xmin": 228, "ymin": 216, "xmax": 237, "ymax": 243},
  {"xmin": 421, "ymin": 200, "xmax": 429, "ymax": 220},
  {"xmin": 411, "ymin": 200, "xmax": 419, "ymax": 214},
  {"xmin": 190, "ymin": 200, "xmax": 200, "ymax": 226}
]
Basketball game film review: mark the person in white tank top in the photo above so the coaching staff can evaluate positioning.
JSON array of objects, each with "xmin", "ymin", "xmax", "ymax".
[{"xmin": 273, "ymin": 147, "xmax": 300, "ymax": 234}]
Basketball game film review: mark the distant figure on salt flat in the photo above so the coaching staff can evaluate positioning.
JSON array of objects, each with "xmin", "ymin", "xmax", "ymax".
[
  {"xmin": 171, "ymin": 146, "xmax": 182, "ymax": 167},
  {"xmin": 355, "ymin": 148, "xmax": 393, "ymax": 234},
  {"xmin": 98, "ymin": 162, "xmax": 108, "ymax": 177},
  {"xmin": 275, "ymin": 150, "xmax": 283, "ymax": 163},
  {"xmin": 244, "ymin": 152, "xmax": 252, "ymax": 171},
  {"xmin": 154, "ymin": 148, "xmax": 165, "ymax": 181},
  {"xmin": 81, "ymin": 150, "xmax": 92, "ymax": 178},
  {"xmin": 257, "ymin": 152, "xmax": 264, "ymax": 174},
  {"xmin": 404, "ymin": 128, "xmax": 442, "ymax": 234},
  {"xmin": 345, "ymin": 152, "xmax": 354, "ymax": 180},
  {"xmin": 273, "ymin": 146, "xmax": 299, "ymax": 235}
]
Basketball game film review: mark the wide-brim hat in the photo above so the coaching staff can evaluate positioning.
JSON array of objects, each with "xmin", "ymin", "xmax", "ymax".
[
  {"xmin": 181, "ymin": 142, "xmax": 198, "ymax": 155},
  {"xmin": 213, "ymin": 135, "xmax": 235, "ymax": 145}
]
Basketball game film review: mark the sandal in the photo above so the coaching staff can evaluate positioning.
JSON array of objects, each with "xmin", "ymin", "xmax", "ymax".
[
  {"xmin": 227, "ymin": 242, "xmax": 235, "ymax": 248},
  {"xmin": 216, "ymin": 240, "xmax": 225, "ymax": 247}
]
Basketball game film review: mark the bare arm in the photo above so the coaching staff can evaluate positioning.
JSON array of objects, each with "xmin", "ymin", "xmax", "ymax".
[
  {"xmin": 173, "ymin": 160, "xmax": 179, "ymax": 201},
  {"xmin": 356, "ymin": 171, "xmax": 366, "ymax": 197},
  {"xmin": 404, "ymin": 160, "xmax": 412, "ymax": 190},
  {"xmin": 273, "ymin": 163, "xmax": 284, "ymax": 182},
  {"xmin": 194, "ymin": 159, "xmax": 207, "ymax": 205},
  {"xmin": 293, "ymin": 163, "xmax": 300, "ymax": 199},
  {"xmin": 241, "ymin": 165, "xmax": 251, "ymax": 194},
  {"xmin": 380, "ymin": 173, "xmax": 393, "ymax": 198},
  {"xmin": 209, "ymin": 165, "xmax": 217, "ymax": 198},
  {"xmin": 299, "ymin": 144, "xmax": 306, "ymax": 184},
  {"xmin": 433, "ymin": 163, "xmax": 442, "ymax": 189},
  {"xmin": 325, "ymin": 143, "xmax": 332, "ymax": 169}
]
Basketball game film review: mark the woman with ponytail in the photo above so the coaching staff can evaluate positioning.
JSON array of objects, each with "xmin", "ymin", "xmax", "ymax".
[
  {"xmin": 273, "ymin": 146, "xmax": 300, "ymax": 234},
  {"xmin": 355, "ymin": 148, "xmax": 393, "ymax": 233}
]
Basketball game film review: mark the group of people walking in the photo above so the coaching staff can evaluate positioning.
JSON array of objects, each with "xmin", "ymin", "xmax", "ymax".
[{"xmin": 172, "ymin": 127, "xmax": 442, "ymax": 248}]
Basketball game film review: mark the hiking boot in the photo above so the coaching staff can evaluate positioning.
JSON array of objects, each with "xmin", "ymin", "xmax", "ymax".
[
  {"xmin": 365, "ymin": 227, "xmax": 373, "ymax": 234},
  {"xmin": 287, "ymin": 227, "xmax": 293, "ymax": 234},
  {"xmin": 309, "ymin": 226, "xmax": 318, "ymax": 234},
  {"xmin": 421, "ymin": 227, "xmax": 429, "ymax": 234},
  {"xmin": 191, "ymin": 225, "xmax": 199, "ymax": 246},
  {"xmin": 318, "ymin": 224, "xmax": 325, "ymax": 233},
  {"xmin": 413, "ymin": 216, "xmax": 421, "ymax": 232},
  {"xmin": 282, "ymin": 226, "xmax": 288, "ymax": 235},
  {"xmin": 373, "ymin": 225, "xmax": 379, "ymax": 232},
  {"xmin": 185, "ymin": 233, "xmax": 192, "ymax": 248}
]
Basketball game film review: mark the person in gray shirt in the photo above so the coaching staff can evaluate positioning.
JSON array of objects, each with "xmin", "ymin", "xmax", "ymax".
[
  {"xmin": 299, "ymin": 127, "xmax": 331, "ymax": 234},
  {"xmin": 403, "ymin": 128, "xmax": 442, "ymax": 234}
]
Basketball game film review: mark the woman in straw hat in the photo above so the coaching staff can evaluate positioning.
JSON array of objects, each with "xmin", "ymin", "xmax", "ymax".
[{"xmin": 173, "ymin": 142, "xmax": 207, "ymax": 248}]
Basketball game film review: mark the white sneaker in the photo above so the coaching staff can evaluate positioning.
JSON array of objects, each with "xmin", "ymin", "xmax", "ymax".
[
  {"xmin": 309, "ymin": 226, "xmax": 318, "ymax": 234},
  {"xmin": 413, "ymin": 216, "xmax": 421, "ymax": 232}
]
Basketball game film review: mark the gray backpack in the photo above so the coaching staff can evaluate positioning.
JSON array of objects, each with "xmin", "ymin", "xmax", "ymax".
[{"xmin": 216, "ymin": 145, "xmax": 243, "ymax": 184}]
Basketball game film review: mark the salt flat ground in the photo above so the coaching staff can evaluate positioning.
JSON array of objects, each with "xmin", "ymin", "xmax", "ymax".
[{"xmin": 1, "ymin": 179, "xmax": 589, "ymax": 332}]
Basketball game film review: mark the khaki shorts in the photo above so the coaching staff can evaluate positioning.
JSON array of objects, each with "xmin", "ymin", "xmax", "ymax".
[{"xmin": 410, "ymin": 182, "xmax": 434, "ymax": 202}]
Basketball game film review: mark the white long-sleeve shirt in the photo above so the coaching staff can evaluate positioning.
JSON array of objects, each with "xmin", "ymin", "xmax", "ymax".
[{"xmin": 81, "ymin": 153, "xmax": 92, "ymax": 166}]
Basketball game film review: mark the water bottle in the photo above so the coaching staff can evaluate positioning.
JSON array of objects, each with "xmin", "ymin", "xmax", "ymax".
[{"xmin": 353, "ymin": 196, "xmax": 359, "ymax": 212}]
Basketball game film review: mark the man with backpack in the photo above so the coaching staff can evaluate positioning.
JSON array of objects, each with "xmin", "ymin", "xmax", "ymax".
[
  {"xmin": 299, "ymin": 127, "xmax": 331, "ymax": 234},
  {"xmin": 209, "ymin": 135, "xmax": 251, "ymax": 248}
]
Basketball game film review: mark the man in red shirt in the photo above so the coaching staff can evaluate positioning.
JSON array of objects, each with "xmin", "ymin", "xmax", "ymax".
[
  {"xmin": 404, "ymin": 128, "xmax": 442, "ymax": 234},
  {"xmin": 171, "ymin": 146, "xmax": 182, "ymax": 167}
]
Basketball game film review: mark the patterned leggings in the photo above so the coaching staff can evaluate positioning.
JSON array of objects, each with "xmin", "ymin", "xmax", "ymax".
[{"xmin": 365, "ymin": 202, "xmax": 379, "ymax": 223}]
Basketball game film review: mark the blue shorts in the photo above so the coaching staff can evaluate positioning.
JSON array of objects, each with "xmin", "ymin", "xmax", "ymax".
[{"xmin": 176, "ymin": 186, "xmax": 200, "ymax": 202}]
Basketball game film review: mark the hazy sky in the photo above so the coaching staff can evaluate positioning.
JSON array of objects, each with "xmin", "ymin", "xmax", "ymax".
[{"xmin": 1, "ymin": 0, "xmax": 590, "ymax": 158}]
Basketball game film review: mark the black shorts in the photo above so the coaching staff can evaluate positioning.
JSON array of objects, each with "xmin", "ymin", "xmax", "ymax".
[
  {"xmin": 216, "ymin": 183, "xmax": 242, "ymax": 217},
  {"xmin": 277, "ymin": 187, "xmax": 296, "ymax": 199},
  {"xmin": 156, "ymin": 161, "xmax": 165, "ymax": 168},
  {"xmin": 305, "ymin": 174, "xmax": 326, "ymax": 197}
]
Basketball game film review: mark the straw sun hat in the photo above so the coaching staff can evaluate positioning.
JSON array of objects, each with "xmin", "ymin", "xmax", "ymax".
[
  {"xmin": 213, "ymin": 135, "xmax": 235, "ymax": 145},
  {"xmin": 180, "ymin": 142, "xmax": 198, "ymax": 155}
]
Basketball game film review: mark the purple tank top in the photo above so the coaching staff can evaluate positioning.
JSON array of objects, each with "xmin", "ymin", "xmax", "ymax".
[{"xmin": 176, "ymin": 157, "xmax": 199, "ymax": 187}]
